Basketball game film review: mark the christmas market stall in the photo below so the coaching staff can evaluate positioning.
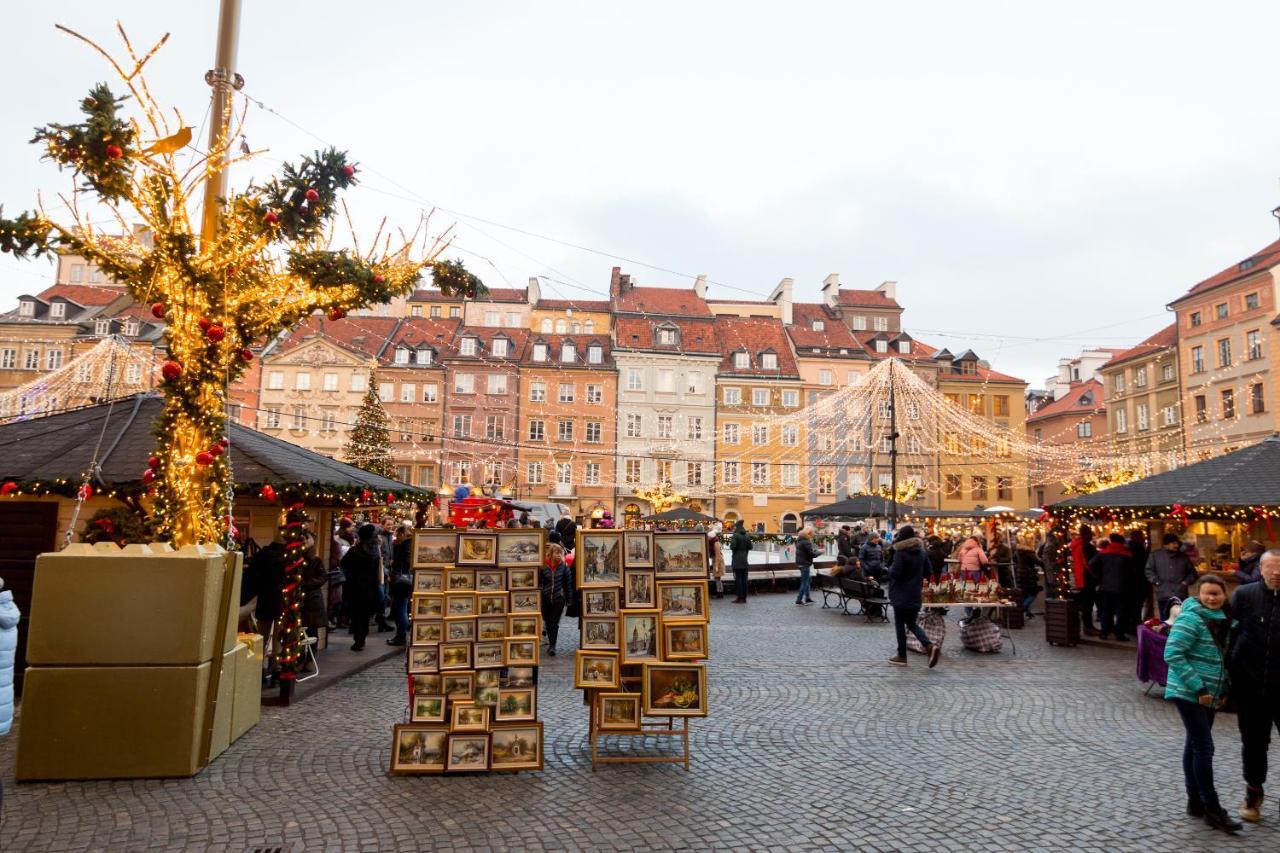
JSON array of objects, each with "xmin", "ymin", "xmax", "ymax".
[
  {"xmin": 800, "ymin": 494, "xmax": 909, "ymax": 522},
  {"xmin": 641, "ymin": 506, "xmax": 719, "ymax": 528}
]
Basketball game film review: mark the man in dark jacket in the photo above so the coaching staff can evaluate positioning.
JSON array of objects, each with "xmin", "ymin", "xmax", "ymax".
[
  {"xmin": 729, "ymin": 520, "xmax": 753, "ymax": 603},
  {"xmin": 340, "ymin": 524, "xmax": 383, "ymax": 652},
  {"xmin": 1087, "ymin": 533, "xmax": 1132, "ymax": 641},
  {"xmin": 859, "ymin": 534, "xmax": 886, "ymax": 582},
  {"xmin": 1146, "ymin": 533, "xmax": 1197, "ymax": 620},
  {"xmin": 887, "ymin": 526, "xmax": 940, "ymax": 668},
  {"xmin": 1236, "ymin": 542, "xmax": 1265, "ymax": 585},
  {"xmin": 794, "ymin": 528, "xmax": 818, "ymax": 606},
  {"xmin": 1230, "ymin": 549, "xmax": 1280, "ymax": 823}
]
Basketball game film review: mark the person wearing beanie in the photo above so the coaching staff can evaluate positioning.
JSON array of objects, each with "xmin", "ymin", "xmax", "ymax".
[
  {"xmin": 339, "ymin": 523, "xmax": 383, "ymax": 652},
  {"xmin": 887, "ymin": 526, "xmax": 940, "ymax": 668}
]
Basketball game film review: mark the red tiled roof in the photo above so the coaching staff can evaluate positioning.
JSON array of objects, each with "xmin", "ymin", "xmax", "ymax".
[
  {"xmin": 715, "ymin": 316, "xmax": 800, "ymax": 376},
  {"xmin": 38, "ymin": 284, "xmax": 126, "ymax": 307},
  {"xmin": 707, "ymin": 298, "xmax": 775, "ymax": 306},
  {"xmin": 447, "ymin": 325, "xmax": 530, "ymax": 361},
  {"xmin": 786, "ymin": 303, "xmax": 864, "ymax": 353},
  {"xmin": 613, "ymin": 316, "xmax": 719, "ymax": 353},
  {"xmin": 1100, "ymin": 323, "xmax": 1178, "ymax": 370},
  {"xmin": 1172, "ymin": 237, "xmax": 1280, "ymax": 304},
  {"xmin": 378, "ymin": 317, "xmax": 460, "ymax": 364},
  {"xmin": 274, "ymin": 315, "xmax": 400, "ymax": 360},
  {"xmin": 519, "ymin": 333, "xmax": 613, "ymax": 367},
  {"xmin": 472, "ymin": 287, "xmax": 528, "ymax": 303},
  {"xmin": 534, "ymin": 299, "xmax": 610, "ymax": 311},
  {"xmin": 111, "ymin": 304, "xmax": 159, "ymax": 323},
  {"xmin": 942, "ymin": 365, "xmax": 1025, "ymax": 384},
  {"xmin": 1026, "ymin": 379, "xmax": 1105, "ymax": 423},
  {"xmin": 614, "ymin": 286, "xmax": 713, "ymax": 317},
  {"xmin": 407, "ymin": 289, "xmax": 461, "ymax": 303},
  {"xmin": 836, "ymin": 289, "xmax": 900, "ymax": 309}
]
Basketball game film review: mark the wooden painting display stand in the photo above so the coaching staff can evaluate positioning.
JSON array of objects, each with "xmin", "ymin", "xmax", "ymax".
[{"xmin": 587, "ymin": 707, "xmax": 690, "ymax": 771}]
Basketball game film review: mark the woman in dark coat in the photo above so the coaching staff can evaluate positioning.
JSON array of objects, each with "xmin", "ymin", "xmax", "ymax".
[
  {"xmin": 387, "ymin": 525, "xmax": 414, "ymax": 647},
  {"xmin": 887, "ymin": 526, "xmax": 940, "ymax": 668},
  {"xmin": 300, "ymin": 553, "xmax": 329, "ymax": 640},
  {"xmin": 339, "ymin": 524, "xmax": 382, "ymax": 652},
  {"xmin": 729, "ymin": 520, "xmax": 753, "ymax": 603},
  {"xmin": 248, "ymin": 542, "xmax": 286, "ymax": 682},
  {"xmin": 539, "ymin": 543, "xmax": 573, "ymax": 655},
  {"xmin": 1014, "ymin": 536, "xmax": 1042, "ymax": 618}
]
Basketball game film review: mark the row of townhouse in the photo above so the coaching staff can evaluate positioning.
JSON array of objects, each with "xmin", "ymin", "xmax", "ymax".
[{"xmin": 249, "ymin": 267, "xmax": 1030, "ymax": 530}]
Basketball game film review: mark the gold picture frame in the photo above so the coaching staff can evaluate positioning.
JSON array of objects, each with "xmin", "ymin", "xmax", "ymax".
[
  {"xmin": 444, "ymin": 616, "xmax": 476, "ymax": 643},
  {"xmin": 411, "ymin": 694, "xmax": 446, "ymax": 723},
  {"xmin": 476, "ymin": 616, "xmax": 507, "ymax": 641},
  {"xmin": 444, "ymin": 592, "xmax": 477, "ymax": 617},
  {"xmin": 623, "ymin": 570, "xmax": 656, "ymax": 608},
  {"xmin": 445, "ymin": 733, "xmax": 490, "ymax": 772},
  {"xmin": 412, "ymin": 531, "xmax": 457, "ymax": 568},
  {"xmin": 575, "ymin": 650, "xmax": 620, "ymax": 689},
  {"xmin": 581, "ymin": 616, "xmax": 619, "ymax": 650},
  {"xmin": 621, "ymin": 609, "xmax": 661, "ymax": 664},
  {"xmin": 506, "ymin": 613, "xmax": 541, "ymax": 639},
  {"xmin": 442, "ymin": 671, "xmax": 475, "ymax": 701},
  {"xmin": 506, "ymin": 567, "xmax": 538, "ymax": 590},
  {"xmin": 411, "ymin": 593, "xmax": 444, "ymax": 620},
  {"xmin": 438, "ymin": 640, "xmax": 472, "ymax": 670},
  {"xmin": 653, "ymin": 533, "xmax": 709, "ymax": 579},
  {"xmin": 473, "ymin": 640, "xmax": 505, "ymax": 668},
  {"xmin": 623, "ymin": 531, "xmax": 654, "ymax": 568},
  {"xmin": 450, "ymin": 701, "xmax": 490, "ymax": 733},
  {"xmin": 407, "ymin": 644, "xmax": 439, "ymax": 674},
  {"xmin": 498, "ymin": 530, "xmax": 545, "ymax": 566},
  {"xmin": 457, "ymin": 533, "xmax": 498, "ymax": 566},
  {"xmin": 583, "ymin": 587, "xmax": 619, "ymax": 617},
  {"xmin": 411, "ymin": 619, "xmax": 443, "ymax": 646},
  {"xmin": 504, "ymin": 638, "xmax": 540, "ymax": 667},
  {"xmin": 476, "ymin": 569, "xmax": 506, "ymax": 592},
  {"xmin": 413, "ymin": 569, "xmax": 444, "ymax": 593},
  {"xmin": 445, "ymin": 568, "xmax": 476, "ymax": 592},
  {"xmin": 391, "ymin": 724, "xmax": 447, "ymax": 774},
  {"xmin": 663, "ymin": 621, "xmax": 709, "ymax": 660},
  {"xmin": 477, "ymin": 592, "xmax": 508, "ymax": 616},
  {"xmin": 641, "ymin": 662, "xmax": 707, "ymax": 717},
  {"xmin": 490, "ymin": 721, "xmax": 543, "ymax": 772},
  {"xmin": 578, "ymin": 531, "xmax": 623, "ymax": 588},
  {"xmin": 508, "ymin": 589, "xmax": 541, "ymax": 614},
  {"xmin": 495, "ymin": 687, "xmax": 537, "ymax": 722},
  {"xmin": 596, "ymin": 692, "xmax": 642, "ymax": 732},
  {"xmin": 657, "ymin": 580, "xmax": 708, "ymax": 623}
]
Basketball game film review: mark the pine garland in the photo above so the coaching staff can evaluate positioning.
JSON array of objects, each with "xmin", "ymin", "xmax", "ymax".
[{"xmin": 430, "ymin": 258, "xmax": 488, "ymax": 299}]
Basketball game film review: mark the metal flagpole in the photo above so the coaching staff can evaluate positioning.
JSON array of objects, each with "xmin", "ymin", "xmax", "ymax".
[
  {"xmin": 889, "ymin": 359, "xmax": 900, "ymax": 530},
  {"xmin": 200, "ymin": 0, "xmax": 244, "ymax": 246}
]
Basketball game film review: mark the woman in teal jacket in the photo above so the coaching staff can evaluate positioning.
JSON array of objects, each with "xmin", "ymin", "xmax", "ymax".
[{"xmin": 1163, "ymin": 574, "xmax": 1241, "ymax": 833}]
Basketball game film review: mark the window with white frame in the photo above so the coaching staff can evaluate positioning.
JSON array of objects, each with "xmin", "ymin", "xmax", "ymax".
[
  {"xmin": 491, "ymin": 338, "xmax": 510, "ymax": 357},
  {"xmin": 585, "ymin": 462, "xmax": 601, "ymax": 485},
  {"xmin": 452, "ymin": 414, "xmax": 471, "ymax": 437},
  {"xmin": 873, "ymin": 316, "xmax": 888, "ymax": 331},
  {"xmin": 265, "ymin": 406, "xmax": 281, "ymax": 428},
  {"xmin": 321, "ymin": 411, "xmax": 337, "ymax": 432},
  {"xmin": 532, "ymin": 343, "xmax": 548, "ymax": 362},
  {"xmin": 0, "ymin": 349, "xmax": 14, "ymax": 369},
  {"xmin": 782, "ymin": 389, "xmax": 799, "ymax": 407},
  {"xmin": 95, "ymin": 319, "xmax": 111, "ymax": 336},
  {"xmin": 23, "ymin": 349, "xmax": 39, "ymax": 370},
  {"xmin": 620, "ymin": 458, "xmax": 641, "ymax": 486},
  {"xmin": 560, "ymin": 342, "xmax": 576, "ymax": 362},
  {"xmin": 460, "ymin": 337, "xmax": 477, "ymax": 356},
  {"xmin": 586, "ymin": 421, "xmax": 602, "ymax": 443},
  {"xmin": 586, "ymin": 384, "xmax": 603, "ymax": 404},
  {"xmin": 125, "ymin": 363, "xmax": 142, "ymax": 384},
  {"xmin": 781, "ymin": 463, "xmax": 799, "ymax": 486},
  {"xmin": 752, "ymin": 388, "xmax": 769, "ymax": 406},
  {"xmin": 723, "ymin": 387, "xmax": 742, "ymax": 404},
  {"xmin": 558, "ymin": 383, "xmax": 574, "ymax": 403},
  {"xmin": 626, "ymin": 414, "xmax": 643, "ymax": 438},
  {"xmin": 46, "ymin": 349, "xmax": 63, "ymax": 370},
  {"xmin": 484, "ymin": 310, "xmax": 499, "ymax": 327},
  {"xmin": 897, "ymin": 340, "xmax": 911, "ymax": 354},
  {"xmin": 1137, "ymin": 403, "xmax": 1149, "ymax": 430},
  {"xmin": 400, "ymin": 382, "xmax": 416, "ymax": 402},
  {"xmin": 18, "ymin": 300, "xmax": 34, "ymax": 317},
  {"xmin": 526, "ymin": 460, "xmax": 544, "ymax": 484},
  {"xmin": 879, "ymin": 436, "xmax": 892, "ymax": 453},
  {"xmin": 486, "ymin": 415, "xmax": 504, "ymax": 440},
  {"xmin": 378, "ymin": 382, "xmax": 393, "ymax": 402},
  {"xmin": 852, "ymin": 315, "xmax": 867, "ymax": 330},
  {"xmin": 291, "ymin": 405, "xmax": 306, "ymax": 429},
  {"xmin": 1248, "ymin": 329, "xmax": 1263, "ymax": 360},
  {"xmin": 723, "ymin": 461, "xmax": 740, "ymax": 484},
  {"xmin": 657, "ymin": 326, "xmax": 677, "ymax": 345},
  {"xmin": 752, "ymin": 424, "xmax": 769, "ymax": 445},
  {"xmin": 588, "ymin": 344, "xmax": 603, "ymax": 364},
  {"xmin": 760, "ymin": 352, "xmax": 778, "ymax": 369},
  {"xmin": 686, "ymin": 461, "xmax": 704, "ymax": 485},
  {"xmin": 1134, "ymin": 367, "xmax": 1147, "ymax": 387},
  {"xmin": 906, "ymin": 401, "xmax": 920, "ymax": 420},
  {"xmin": 351, "ymin": 371, "xmax": 366, "ymax": 391},
  {"xmin": 323, "ymin": 372, "xmax": 339, "ymax": 391},
  {"xmin": 540, "ymin": 318, "xmax": 552, "ymax": 333},
  {"xmin": 555, "ymin": 319, "xmax": 567, "ymax": 334},
  {"xmin": 733, "ymin": 351, "xmax": 749, "ymax": 370},
  {"xmin": 429, "ymin": 306, "xmax": 441, "ymax": 318},
  {"xmin": 1162, "ymin": 405, "xmax": 1177, "ymax": 426},
  {"xmin": 487, "ymin": 374, "xmax": 507, "ymax": 394},
  {"xmin": 687, "ymin": 416, "xmax": 703, "ymax": 440},
  {"xmin": 626, "ymin": 368, "xmax": 643, "ymax": 391},
  {"xmin": 294, "ymin": 372, "xmax": 311, "ymax": 391},
  {"xmin": 557, "ymin": 420, "xmax": 573, "ymax": 441},
  {"xmin": 818, "ymin": 369, "xmax": 833, "ymax": 385},
  {"xmin": 724, "ymin": 423, "xmax": 740, "ymax": 444},
  {"xmin": 528, "ymin": 419, "xmax": 545, "ymax": 441},
  {"xmin": 656, "ymin": 415, "xmax": 673, "ymax": 439},
  {"xmin": 1115, "ymin": 409, "xmax": 1127, "ymax": 433},
  {"xmin": 781, "ymin": 424, "xmax": 798, "ymax": 446},
  {"xmin": 907, "ymin": 435, "xmax": 922, "ymax": 454},
  {"xmin": 1077, "ymin": 421, "xmax": 1092, "ymax": 438},
  {"xmin": 454, "ymin": 461, "xmax": 470, "ymax": 483},
  {"xmin": 417, "ymin": 348, "xmax": 434, "ymax": 365},
  {"xmin": 411, "ymin": 306, "xmax": 422, "ymax": 317},
  {"xmin": 75, "ymin": 362, "xmax": 92, "ymax": 382},
  {"xmin": 811, "ymin": 319, "xmax": 825, "ymax": 331},
  {"xmin": 817, "ymin": 469, "xmax": 834, "ymax": 495},
  {"xmin": 421, "ymin": 383, "xmax": 439, "ymax": 404},
  {"xmin": 394, "ymin": 347, "xmax": 410, "ymax": 365},
  {"xmin": 875, "ymin": 340, "xmax": 888, "ymax": 353},
  {"xmin": 529, "ymin": 381, "xmax": 546, "ymax": 402},
  {"xmin": 505, "ymin": 312, "xmax": 519, "ymax": 328},
  {"xmin": 687, "ymin": 371, "xmax": 704, "ymax": 394},
  {"xmin": 1161, "ymin": 363, "xmax": 1175, "ymax": 382},
  {"xmin": 49, "ymin": 302, "xmax": 66, "ymax": 319},
  {"xmin": 1113, "ymin": 373, "xmax": 1125, "ymax": 392},
  {"xmin": 877, "ymin": 401, "xmax": 891, "ymax": 420},
  {"xmin": 454, "ymin": 373, "xmax": 474, "ymax": 394},
  {"xmin": 656, "ymin": 368, "xmax": 675, "ymax": 393}
]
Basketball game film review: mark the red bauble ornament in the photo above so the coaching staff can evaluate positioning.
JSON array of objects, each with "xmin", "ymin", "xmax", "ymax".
[
  {"xmin": 142, "ymin": 469, "xmax": 155, "ymax": 485},
  {"xmin": 210, "ymin": 445, "xmax": 224, "ymax": 458},
  {"xmin": 263, "ymin": 210, "xmax": 280, "ymax": 225},
  {"xmin": 198, "ymin": 317, "xmax": 212, "ymax": 332},
  {"xmin": 78, "ymin": 484, "xmax": 93, "ymax": 500},
  {"xmin": 360, "ymin": 488, "xmax": 373, "ymax": 503},
  {"xmin": 161, "ymin": 360, "xmax": 183, "ymax": 381},
  {"xmin": 195, "ymin": 451, "xmax": 215, "ymax": 467},
  {"xmin": 218, "ymin": 437, "xmax": 230, "ymax": 449},
  {"xmin": 304, "ymin": 188, "xmax": 320, "ymax": 203},
  {"xmin": 328, "ymin": 308, "xmax": 346, "ymax": 321},
  {"xmin": 373, "ymin": 274, "xmax": 385, "ymax": 284},
  {"xmin": 146, "ymin": 487, "xmax": 156, "ymax": 498},
  {"xmin": 206, "ymin": 325, "xmax": 226, "ymax": 343},
  {"xmin": 0, "ymin": 481, "xmax": 17, "ymax": 496},
  {"xmin": 343, "ymin": 165, "xmax": 356, "ymax": 178},
  {"xmin": 238, "ymin": 348, "xmax": 254, "ymax": 362},
  {"xmin": 386, "ymin": 492, "xmax": 395, "ymax": 505},
  {"xmin": 105, "ymin": 144, "xmax": 123, "ymax": 159},
  {"xmin": 260, "ymin": 484, "xmax": 277, "ymax": 502},
  {"xmin": 147, "ymin": 455, "xmax": 161, "ymax": 469},
  {"xmin": 150, "ymin": 302, "xmax": 166, "ymax": 319}
]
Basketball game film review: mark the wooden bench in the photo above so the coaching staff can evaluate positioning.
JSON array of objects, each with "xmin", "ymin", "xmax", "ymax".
[{"xmin": 818, "ymin": 574, "xmax": 889, "ymax": 622}]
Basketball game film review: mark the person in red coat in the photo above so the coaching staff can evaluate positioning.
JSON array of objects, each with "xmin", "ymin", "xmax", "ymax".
[{"xmin": 1070, "ymin": 525, "xmax": 1098, "ymax": 636}]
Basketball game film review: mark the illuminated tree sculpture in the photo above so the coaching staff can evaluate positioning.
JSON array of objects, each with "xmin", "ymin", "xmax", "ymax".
[
  {"xmin": 633, "ymin": 480, "xmax": 686, "ymax": 515},
  {"xmin": 0, "ymin": 27, "xmax": 483, "ymax": 545},
  {"xmin": 344, "ymin": 371, "xmax": 394, "ymax": 478}
]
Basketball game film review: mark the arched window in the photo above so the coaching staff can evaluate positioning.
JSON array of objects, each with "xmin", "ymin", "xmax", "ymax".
[
  {"xmin": 781, "ymin": 512, "xmax": 800, "ymax": 534},
  {"xmin": 571, "ymin": 321, "xmax": 580, "ymax": 334}
]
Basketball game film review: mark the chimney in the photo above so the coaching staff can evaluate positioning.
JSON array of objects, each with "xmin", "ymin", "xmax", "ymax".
[
  {"xmin": 619, "ymin": 273, "xmax": 633, "ymax": 296},
  {"xmin": 821, "ymin": 273, "xmax": 840, "ymax": 308},
  {"xmin": 527, "ymin": 276, "xmax": 540, "ymax": 306},
  {"xmin": 693, "ymin": 274, "xmax": 707, "ymax": 300},
  {"xmin": 876, "ymin": 280, "xmax": 897, "ymax": 302},
  {"xmin": 769, "ymin": 277, "xmax": 794, "ymax": 325},
  {"xmin": 609, "ymin": 266, "xmax": 622, "ymax": 301}
]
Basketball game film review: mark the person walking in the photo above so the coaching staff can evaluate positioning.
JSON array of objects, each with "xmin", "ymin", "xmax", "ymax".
[
  {"xmin": 1164, "ymin": 574, "xmax": 1240, "ymax": 832},
  {"xmin": 386, "ymin": 525, "xmax": 414, "ymax": 646},
  {"xmin": 859, "ymin": 533, "xmax": 886, "ymax": 582},
  {"xmin": 539, "ymin": 543, "xmax": 573, "ymax": 656},
  {"xmin": 1146, "ymin": 533, "xmax": 1198, "ymax": 621},
  {"xmin": 887, "ymin": 526, "xmax": 940, "ymax": 668},
  {"xmin": 340, "ymin": 523, "xmax": 383, "ymax": 652},
  {"xmin": 1088, "ymin": 532, "xmax": 1133, "ymax": 640},
  {"xmin": 375, "ymin": 517, "xmax": 396, "ymax": 633},
  {"xmin": 249, "ymin": 541, "xmax": 286, "ymax": 685},
  {"xmin": 1125, "ymin": 529, "xmax": 1150, "ymax": 629},
  {"xmin": 1014, "ymin": 533, "xmax": 1042, "ymax": 618},
  {"xmin": 794, "ymin": 526, "xmax": 818, "ymax": 606},
  {"xmin": 729, "ymin": 520, "xmax": 753, "ymax": 603},
  {"xmin": 0, "ymin": 577, "xmax": 19, "ymax": 812},
  {"xmin": 1070, "ymin": 525, "xmax": 1099, "ymax": 635},
  {"xmin": 708, "ymin": 523, "xmax": 726, "ymax": 599},
  {"xmin": 1229, "ymin": 549, "xmax": 1280, "ymax": 823}
]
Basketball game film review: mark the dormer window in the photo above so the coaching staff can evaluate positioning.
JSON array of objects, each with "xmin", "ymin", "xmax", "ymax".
[
  {"xmin": 18, "ymin": 300, "xmax": 35, "ymax": 317},
  {"xmin": 656, "ymin": 326, "xmax": 678, "ymax": 346},
  {"xmin": 491, "ymin": 338, "xmax": 509, "ymax": 357},
  {"xmin": 587, "ymin": 344, "xmax": 603, "ymax": 364},
  {"xmin": 875, "ymin": 340, "xmax": 888, "ymax": 353},
  {"xmin": 123, "ymin": 318, "xmax": 139, "ymax": 336},
  {"xmin": 561, "ymin": 342, "xmax": 576, "ymax": 363},
  {"xmin": 1079, "ymin": 391, "xmax": 1095, "ymax": 406},
  {"xmin": 760, "ymin": 352, "xmax": 778, "ymax": 370},
  {"xmin": 416, "ymin": 348, "xmax": 434, "ymax": 365},
  {"xmin": 49, "ymin": 302, "xmax": 66, "ymax": 319},
  {"xmin": 95, "ymin": 318, "xmax": 111, "ymax": 336},
  {"xmin": 394, "ymin": 346, "xmax": 410, "ymax": 365},
  {"xmin": 811, "ymin": 320, "xmax": 824, "ymax": 331},
  {"xmin": 897, "ymin": 341, "xmax": 910, "ymax": 354},
  {"xmin": 460, "ymin": 337, "xmax": 478, "ymax": 356},
  {"xmin": 733, "ymin": 351, "xmax": 749, "ymax": 369},
  {"xmin": 532, "ymin": 343, "xmax": 549, "ymax": 362}
]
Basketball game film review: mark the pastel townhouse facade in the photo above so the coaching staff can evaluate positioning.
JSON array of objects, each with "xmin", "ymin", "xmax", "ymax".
[
  {"xmin": 464, "ymin": 286, "xmax": 531, "ymax": 331},
  {"xmin": 441, "ymin": 326, "xmax": 529, "ymax": 494},
  {"xmin": 515, "ymin": 334, "xmax": 617, "ymax": 519},
  {"xmin": 1025, "ymin": 379, "xmax": 1107, "ymax": 507},
  {"xmin": 1098, "ymin": 323, "xmax": 1183, "ymax": 477},
  {"xmin": 1168, "ymin": 235, "xmax": 1280, "ymax": 460},
  {"xmin": 609, "ymin": 269, "xmax": 719, "ymax": 525},
  {"xmin": 379, "ymin": 317, "xmax": 459, "ymax": 489},
  {"xmin": 936, "ymin": 356, "xmax": 1028, "ymax": 512}
]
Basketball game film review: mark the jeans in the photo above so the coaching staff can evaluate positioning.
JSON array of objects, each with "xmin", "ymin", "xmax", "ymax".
[
  {"xmin": 542, "ymin": 600, "xmax": 565, "ymax": 650},
  {"xmin": 1174, "ymin": 698, "xmax": 1220, "ymax": 808},
  {"xmin": 796, "ymin": 566, "xmax": 812, "ymax": 602},
  {"xmin": 733, "ymin": 567, "xmax": 749, "ymax": 600},
  {"xmin": 391, "ymin": 590, "xmax": 410, "ymax": 637},
  {"xmin": 1236, "ymin": 686, "xmax": 1280, "ymax": 788},
  {"xmin": 1022, "ymin": 591, "xmax": 1037, "ymax": 615},
  {"xmin": 893, "ymin": 606, "xmax": 931, "ymax": 657}
]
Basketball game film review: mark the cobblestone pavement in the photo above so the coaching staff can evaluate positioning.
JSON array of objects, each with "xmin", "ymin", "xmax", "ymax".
[{"xmin": 3, "ymin": 591, "xmax": 1280, "ymax": 852}]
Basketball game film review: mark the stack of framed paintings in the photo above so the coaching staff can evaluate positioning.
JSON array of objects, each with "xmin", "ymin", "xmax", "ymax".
[
  {"xmin": 390, "ymin": 529, "xmax": 547, "ymax": 775},
  {"xmin": 574, "ymin": 529, "xmax": 711, "ymax": 771}
]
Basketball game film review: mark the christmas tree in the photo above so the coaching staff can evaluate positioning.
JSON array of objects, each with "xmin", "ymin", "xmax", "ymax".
[
  {"xmin": 344, "ymin": 372, "xmax": 394, "ymax": 478},
  {"xmin": 0, "ymin": 27, "xmax": 482, "ymax": 545}
]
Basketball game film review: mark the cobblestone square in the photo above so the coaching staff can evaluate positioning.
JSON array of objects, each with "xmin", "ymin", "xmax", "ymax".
[{"xmin": 2, "ymin": 591, "xmax": 1278, "ymax": 852}]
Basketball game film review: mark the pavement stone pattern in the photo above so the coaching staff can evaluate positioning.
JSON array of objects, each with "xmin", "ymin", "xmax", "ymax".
[{"xmin": 2, "ymin": 592, "xmax": 1279, "ymax": 852}]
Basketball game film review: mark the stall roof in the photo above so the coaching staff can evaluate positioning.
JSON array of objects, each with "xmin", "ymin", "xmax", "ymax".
[
  {"xmin": 1052, "ymin": 435, "xmax": 1280, "ymax": 510},
  {"xmin": 802, "ymin": 495, "xmax": 910, "ymax": 518},
  {"xmin": 0, "ymin": 394, "xmax": 422, "ymax": 496}
]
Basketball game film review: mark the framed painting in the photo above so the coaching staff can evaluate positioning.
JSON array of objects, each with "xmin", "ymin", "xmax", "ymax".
[
  {"xmin": 476, "ymin": 569, "xmax": 506, "ymax": 592},
  {"xmin": 504, "ymin": 666, "xmax": 535, "ymax": 688},
  {"xmin": 663, "ymin": 621, "xmax": 709, "ymax": 660},
  {"xmin": 411, "ymin": 619, "xmax": 444, "ymax": 646},
  {"xmin": 623, "ymin": 532, "xmax": 654, "ymax": 568},
  {"xmin": 657, "ymin": 580, "xmax": 708, "ymax": 623},
  {"xmin": 411, "ymin": 593, "xmax": 444, "ymax": 620},
  {"xmin": 445, "ymin": 568, "xmax": 476, "ymax": 592},
  {"xmin": 578, "ymin": 531, "xmax": 623, "ymax": 588},
  {"xmin": 498, "ymin": 530, "xmax": 545, "ymax": 566},
  {"xmin": 641, "ymin": 662, "xmax": 707, "ymax": 717},
  {"xmin": 444, "ymin": 616, "xmax": 476, "ymax": 643},
  {"xmin": 490, "ymin": 721, "xmax": 543, "ymax": 772},
  {"xmin": 442, "ymin": 671, "xmax": 475, "ymax": 701},
  {"xmin": 506, "ymin": 567, "xmax": 538, "ymax": 591},
  {"xmin": 391, "ymin": 724, "xmax": 447, "ymax": 774},
  {"xmin": 445, "ymin": 733, "xmax": 490, "ymax": 772},
  {"xmin": 509, "ymin": 589, "xmax": 541, "ymax": 614},
  {"xmin": 411, "ymin": 674, "xmax": 441, "ymax": 696},
  {"xmin": 495, "ymin": 687, "xmax": 537, "ymax": 722},
  {"xmin": 413, "ymin": 569, "xmax": 444, "ymax": 594},
  {"xmin": 504, "ymin": 638, "xmax": 540, "ymax": 667},
  {"xmin": 457, "ymin": 533, "xmax": 498, "ymax": 566},
  {"xmin": 450, "ymin": 701, "xmax": 490, "ymax": 733},
  {"xmin": 473, "ymin": 640, "xmax": 505, "ymax": 668},
  {"xmin": 654, "ymin": 534, "xmax": 708, "ymax": 579},
  {"xmin": 407, "ymin": 645, "xmax": 439, "ymax": 674},
  {"xmin": 475, "ymin": 685, "xmax": 500, "ymax": 707},
  {"xmin": 506, "ymin": 613, "xmax": 541, "ymax": 639},
  {"xmin": 623, "ymin": 570, "xmax": 656, "ymax": 608},
  {"xmin": 475, "ymin": 668, "xmax": 502, "ymax": 688},
  {"xmin": 412, "ymin": 532, "xmax": 457, "ymax": 568},
  {"xmin": 575, "ymin": 650, "xmax": 620, "ymax": 689},
  {"xmin": 477, "ymin": 592, "xmax": 508, "ymax": 616},
  {"xmin": 444, "ymin": 592, "xmax": 476, "ymax": 617},
  {"xmin": 410, "ymin": 694, "xmax": 446, "ymax": 724},
  {"xmin": 596, "ymin": 692, "xmax": 642, "ymax": 732},
  {"xmin": 476, "ymin": 616, "xmax": 507, "ymax": 641},
  {"xmin": 583, "ymin": 588, "xmax": 619, "ymax": 617},
  {"xmin": 438, "ymin": 640, "xmax": 472, "ymax": 670},
  {"xmin": 580, "ymin": 616, "xmax": 619, "ymax": 650},
  {"xmin": 620, "ymin": 609, "xmax": 660, "ymax": 664}
]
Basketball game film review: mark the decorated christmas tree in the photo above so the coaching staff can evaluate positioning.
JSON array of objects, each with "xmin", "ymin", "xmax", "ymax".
[
  {"xmin": 344, "ymin": 372, "xmax": 394, "ymax": 478},
  {"xmin": 0, "ymin": 26, "xmax": 483, "ymax": 545}
]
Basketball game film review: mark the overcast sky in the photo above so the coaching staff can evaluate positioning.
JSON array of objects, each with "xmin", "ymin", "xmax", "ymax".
[{"xmin": 3, "ymin": 1, "xmax": 1280, "ymax": 386}]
